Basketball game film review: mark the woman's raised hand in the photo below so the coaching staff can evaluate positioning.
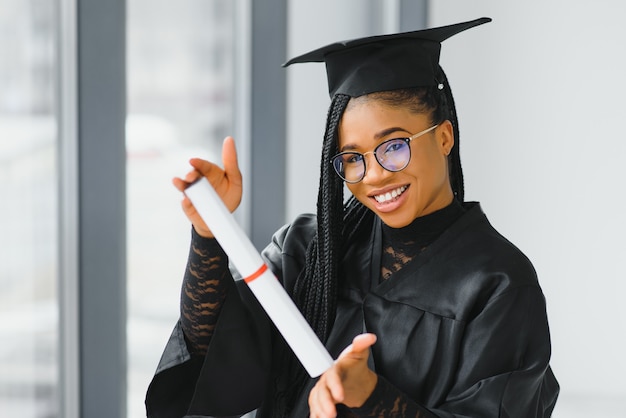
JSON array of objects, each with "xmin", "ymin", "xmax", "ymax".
[
  {"xmin": 172, "ymin": 136, "xmax": 242, "ymax": 238},
  {"xmin": 308, "ymin": 333, "xmax": 378, "ymax": 418}
]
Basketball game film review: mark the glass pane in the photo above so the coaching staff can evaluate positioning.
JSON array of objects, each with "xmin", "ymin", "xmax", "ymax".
[
  {"xmin": 126, "ymin": 1, "xmax": 235, "ymax": 416},
  {"xmin": 0, "ymin": 1, "xmax": 59, "ymax": 417}
]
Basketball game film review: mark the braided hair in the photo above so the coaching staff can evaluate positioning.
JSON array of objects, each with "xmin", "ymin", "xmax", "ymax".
[
  {"xmin": 278, "ymin": 66, "xmax": 464, "ymax": 416},
  {"xmin": 291, "ymin": 93, "xmax": 351, "ymax": 341},
  {"xmin": 439, "ymin": 67, "xmax": 464, "ymax": 202}
]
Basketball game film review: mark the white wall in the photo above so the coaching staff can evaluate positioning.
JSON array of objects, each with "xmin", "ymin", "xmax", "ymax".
[
  {"xmin": 286, "ymin": 0, "xmax": 626, "ymax": 415},
  {"xmin": 428, "ymin": 0, "xmax": 626, "ymax": 409}
]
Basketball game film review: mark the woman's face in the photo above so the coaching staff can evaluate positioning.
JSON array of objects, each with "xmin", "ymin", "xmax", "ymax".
[{"xmin": 338, "ymin": 97, "xmax": 455, "ymax": 228}]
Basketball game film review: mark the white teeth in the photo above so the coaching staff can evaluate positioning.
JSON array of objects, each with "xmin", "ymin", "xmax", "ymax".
[{"xmin": 374, "ymin": 186, "xmax": 407, "ymax": 203}]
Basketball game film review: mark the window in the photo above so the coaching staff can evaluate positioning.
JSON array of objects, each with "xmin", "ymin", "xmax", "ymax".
[
  {"xmin": 0, "ymin": 1, "xmax": 59, "ymax": 416},
  {"xmin": 126, "ymin": 1, "xmax": 236, "ymax": 415}
]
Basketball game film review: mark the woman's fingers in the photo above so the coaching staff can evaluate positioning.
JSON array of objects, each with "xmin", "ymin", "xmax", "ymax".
[
  {"xmin": 187, "ymin": 158, "xmax": 220, "ymax": 183},
  {"xmin": 309, "ymin": 375, "xmax": 340, "ymax": 418},
  {"xmin": 171, "ymin": 161, "xmax": 213, "ymax": 193},
  {"xmin": 172, "ymin": 176, "xmax": 191, "ymax": 192},
  {"xmin": 309, "ymin": 334, "xmax": 379, "ymax": 416},
  {"xmin": 170, "ymin": 137, "xmax": 243, "ymax": 237},
  {"xmin": 183, "ymin": 139, "xmax": 242, "ymax": 213},
  {"xmin": 185, "ymin": 137, "xmax": 240, "ymax": 186},
  {"xmin": 338, "ymin": 333, "xmax": 377, "ymax": 359},
  {"xmin": 222, "ymin": 136, "xmax": 242, "ymax": 188},
  {"xmin": 348, "ymin": 333, "xmax": 377, "ymax": 356},
  {"xmin": 325, "ymin": 367, "xmax": 345, "ymax": 403}
]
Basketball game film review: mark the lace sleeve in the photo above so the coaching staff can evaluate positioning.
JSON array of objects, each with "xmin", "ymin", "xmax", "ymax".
[
  {"xmin": 348, "ymin": 376, "xmax": 437, "ymax": 418},
  {"xmin": 180, "ymin": 227, "xmax": 230, "ymax": 357}
]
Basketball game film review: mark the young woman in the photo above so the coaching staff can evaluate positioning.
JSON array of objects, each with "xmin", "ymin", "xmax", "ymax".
[{"xmin": 146, "ymin": 17, "xmax": 559, "ymax": 418}]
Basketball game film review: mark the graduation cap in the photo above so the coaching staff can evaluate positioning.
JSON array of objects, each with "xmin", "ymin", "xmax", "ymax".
[{"xmin": 284, "ymin": 17, "xmax": 491, "ymax": 98}]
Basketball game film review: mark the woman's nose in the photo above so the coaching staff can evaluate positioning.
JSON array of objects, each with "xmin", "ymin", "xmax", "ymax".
[{"xmin": 361, "ymin": 154, "xmax": 389, "ymax": 184}]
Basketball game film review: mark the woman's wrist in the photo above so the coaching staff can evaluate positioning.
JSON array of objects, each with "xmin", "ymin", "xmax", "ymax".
[
  {"xmin": 349, "ymin": 373, "xmax": 386, "ymax": 411},
  {"xmin": 192, "ymin": 224, "xmax": 214, "ymax": 239},
  {"xmin": 355, "ymin": 370, "xmax": 379, "ymax": 408}
]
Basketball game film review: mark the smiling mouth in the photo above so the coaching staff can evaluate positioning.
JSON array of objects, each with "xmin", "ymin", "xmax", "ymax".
[{"xmin": 373, "ymin": 185, "xmax": 408, "ymax": 204}]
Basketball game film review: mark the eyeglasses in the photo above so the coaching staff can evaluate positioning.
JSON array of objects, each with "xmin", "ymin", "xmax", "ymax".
[{"xmin": 330, "ymin": 124, "xmax": 439, "ymax": 183}]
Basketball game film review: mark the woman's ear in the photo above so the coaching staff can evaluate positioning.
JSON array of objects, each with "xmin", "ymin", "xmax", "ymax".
[{"xmin": 438, "ymin": 120, "xmax": 454, "ymax": 156}]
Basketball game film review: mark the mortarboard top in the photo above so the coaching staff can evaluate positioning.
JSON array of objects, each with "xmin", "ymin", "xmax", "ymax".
[{"xmin": 283, "ymin": 17, "xmax": 491, "ymax": 98}]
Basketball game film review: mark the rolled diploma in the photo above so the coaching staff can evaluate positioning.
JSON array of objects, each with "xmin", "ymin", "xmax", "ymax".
[{"xmin": 184, "ymin": 177, "xmax": 334, "ymax": 377}]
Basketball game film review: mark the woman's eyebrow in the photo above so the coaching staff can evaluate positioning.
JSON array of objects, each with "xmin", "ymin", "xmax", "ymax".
[
  {"xmin": 374, "ymin": 126, "xmax": 408, "ymax": 140},
  {"xmin": 340, "ymin": 127, "xmax": 410, "ymax": 152}
]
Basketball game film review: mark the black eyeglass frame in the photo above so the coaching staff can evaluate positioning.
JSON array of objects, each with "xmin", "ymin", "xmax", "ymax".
[{"xmin": 330, "ymin": 124, "xmax": 439, "ymax": 183}]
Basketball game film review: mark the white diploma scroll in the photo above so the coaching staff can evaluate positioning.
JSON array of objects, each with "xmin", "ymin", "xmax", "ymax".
[{"xmin": 184, "ymin": 177, "xmax": 334, "ymax": 377}]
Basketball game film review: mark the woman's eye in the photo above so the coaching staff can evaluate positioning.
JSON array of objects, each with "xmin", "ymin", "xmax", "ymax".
[
  {"xmin": 345, "ymin": 154, "xmax": 363, "ymax": 164},
  {"xmin": 383, "ymin": 141, "xmax": 405, "ymax": 154}
]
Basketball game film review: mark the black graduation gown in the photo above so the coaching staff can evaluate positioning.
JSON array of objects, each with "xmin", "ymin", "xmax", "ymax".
[{"xmin": 146, "ymin": 202, "xmax": 559, "ymax": 417}]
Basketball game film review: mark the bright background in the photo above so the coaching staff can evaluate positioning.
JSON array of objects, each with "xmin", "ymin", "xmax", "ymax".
[{"xmin": 1, "ymin": 1, "xmax": 624, "ymax": 417}]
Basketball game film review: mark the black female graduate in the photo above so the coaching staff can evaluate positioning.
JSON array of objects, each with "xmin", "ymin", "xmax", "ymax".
[{"xmin": 146, "ymin": 17, "xmax": 559, "ymax": 417}]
